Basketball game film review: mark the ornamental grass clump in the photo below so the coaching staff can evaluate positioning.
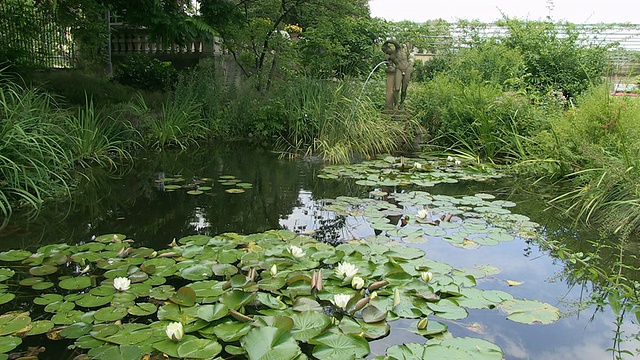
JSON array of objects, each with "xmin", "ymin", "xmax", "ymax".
[
  {"xmin": 545, "ymin": 84, "xmax": 640, "ymax": 237},
  {"xmin": 0, "ymin": 75, "xmax": 72, "ymax": 220}
]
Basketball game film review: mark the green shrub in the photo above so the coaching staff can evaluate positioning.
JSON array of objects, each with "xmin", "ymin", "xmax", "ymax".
[
  {"xmin": 498, "ymin": 19, "xmax": 610, "ymax": 99},
  {"xmin": 113, "ymin": 54, "xmax": 179, "ymax": 92},
  {"xmin": 410, "ymin": 75, "xmax": 545, "ymax": 160},
  {"xmin": 441, "ymin": 41, "xmax": 526, "ymax": 89}
]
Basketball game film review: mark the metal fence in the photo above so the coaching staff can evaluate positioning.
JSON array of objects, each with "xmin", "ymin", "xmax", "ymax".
[{"xmin": 0, "ymin": 2, "xmax": 75, "ymax": 68}]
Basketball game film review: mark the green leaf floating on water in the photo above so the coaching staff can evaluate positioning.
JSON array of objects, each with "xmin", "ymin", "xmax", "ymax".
[
  {"xmin": 0, "ymin": 335, "xmax": 21, "ymax": 354},
  {"xmin": 0, "ymin": 250, "xmax": 31, "ymax": 262},
  {"xmin": 310, "ymin": 332, "xmax": 370, "ymax": 360},
  {"xmin": 0, "ymin": 312, "xmax": 30, "ymax": 336},
  {"xmin": 291, "ymin": 311, "xmax": 331, "ymax": 342},
  {"xmin": 499, "ymin": 299, "xmax": 561, "ymax": 325},
  {"xmin": 242, "ymin": 326, "xmax": 302, "ymax": 360},
  {"xmin": 59, "ymin": 276, "xmax": 93, "ymax": 290}
]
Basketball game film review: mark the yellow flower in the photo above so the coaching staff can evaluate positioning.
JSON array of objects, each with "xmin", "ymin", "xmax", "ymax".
[{"xmin": 284, "ymin": 24, "xmax": 303, "ymax": 34}]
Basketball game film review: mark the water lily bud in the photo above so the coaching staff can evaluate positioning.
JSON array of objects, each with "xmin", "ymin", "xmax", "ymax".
[
  {"xmin": 149, "ymin": 251, "xmax": 157, "ymax": 258},
  {"xmin": 165, "ymin": 322, "xmax": 184, "ymax": 342},
  {"xmin": 113, "ymin": 277, "xmax": 130, "ymax": 291},
  {"xmin": 270, "ymin": 264, "xmax": 278, "ymax": 276},
  {"xmin": 447, "ymin": 156, "xmax": 454, "ymax": 162},
  {"xmin": 393, "ymin": 288, "xmax": 401, "ymax": 307},
  {"xmin": 420, "ymin": 271, "xmax": 433, "ymax": 283},
  {"xmin": 354, "ymin": 297, "xmax": 370, "ymax": 311},
  {"xmin": 368, "ymin": 280, "xmax": 388, "ymax": 291},
  {"xmin": 369, "ymin": 291, "xmax": 378, "ymax": 300},
  {"xmin": 332, "ymin": 294, "xmax": 351, "ymax": 310},
  {"xmin": 351, "ymin": 276, "xmax": 365, "ymax": 290},
  {"xmin": 417, "ymin": 317, "xmax": 429, "ymax": 330},
  {"xmin": 288, "ymin": 245, "xmax": 305, "ymax": 258},
  {"xmin": 414, "ymin": 162, "xmax": 422, "ymax": 169}
]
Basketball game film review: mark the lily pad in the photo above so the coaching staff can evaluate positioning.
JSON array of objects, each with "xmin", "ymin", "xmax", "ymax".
[
  {"xmin": 0, "ymin": 336, "xmax": 21, "ymax": 353},
  {"xmin": 59, "ymin": 276, "xmax": 93, "ymax": 290},
  {"xmin": 291, "ymin": 311, "xmax": 331, "ymax": 342},
  {"xmin": 310, "ymin": 332, "xmax": 370, "ymax": 359},
  {"xmin": 0, "ymin": 250, "xmax": 31, "ymax": 262},
  {"xmin": 499, "ymin": 299, "xmax": 560, "ymax": 325},
  {"xmin": 0, "ymin": 312, "xmax": 30, "ymax": 336},
  {"xmin": 242, "ymin": 326, "xmax": 302, "ymax": 360},
  {"xmin": 225, "ymin": 188, "xmax": 245, "ymax": 194}
]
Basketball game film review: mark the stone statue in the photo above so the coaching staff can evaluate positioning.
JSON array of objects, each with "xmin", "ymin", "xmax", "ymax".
[{"xmin": 382, "ymin": 39, "xmax": 411, "ymax": 111}]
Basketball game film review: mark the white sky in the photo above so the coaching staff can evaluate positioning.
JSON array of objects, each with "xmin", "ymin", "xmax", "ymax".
[{"xmin": 369, "ymin": 0, "xmax": 640, "ymax": 24}]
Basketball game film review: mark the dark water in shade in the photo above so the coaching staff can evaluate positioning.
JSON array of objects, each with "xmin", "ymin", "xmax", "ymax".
[{"xmin": 2, "ymin": 142, "xmax": 637, "ymax": 359}]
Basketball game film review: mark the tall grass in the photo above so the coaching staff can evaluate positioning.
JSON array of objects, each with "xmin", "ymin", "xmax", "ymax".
[
  {"xmin": 543, "ymin": 84, "xmax": 640, "ymax": 236},
  {"xmin": 275, "ymin": 76, "xmax": 412, "ymax": 163},
  {"xmin": 0, "ymin": 74, "xmax": 72, "ymax": 220},
  {"xmin": 131, "ymin": 93, "xmax": 206, "ymax": 150},
  {"xmin": 410, "ymin": 76, "xmax": 546, "ymax": 161},
  {"xmin": 60, "ymin": 96, "xmax": 139, "ymax": 168}
]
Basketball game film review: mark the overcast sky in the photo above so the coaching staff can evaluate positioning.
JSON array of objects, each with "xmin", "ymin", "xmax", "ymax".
[{"xmin": 369, "ymin": 0, "xmax": 640, "ymax": 24}]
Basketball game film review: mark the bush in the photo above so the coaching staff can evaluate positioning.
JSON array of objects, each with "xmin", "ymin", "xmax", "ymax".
[
  {"xmin": 498, "ymin": 19, "xmax": 610, "ymax": 99},
  {"xmin": 409, "ymin": 74, "xmax": 545, "ymax": 160},
  {"xmin": 113, "ymin": 54, "xmax": 179, "ymax": 92}
]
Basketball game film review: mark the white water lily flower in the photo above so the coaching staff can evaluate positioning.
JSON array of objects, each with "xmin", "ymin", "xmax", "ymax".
[
  {"xmin": 165, "ymin": 322, "xmax": 184, "ymax": 342},
  {"xmin": 454, "ymin": 160, "xmax": 461, "ymax": 166},
  {"xmin": 416, "ymin": 208, "xmax": 429, "ymax": 220},
  {"xmin": 335, "ymin": 262, "xmax": 358, "ymax": 281},
  {"xmin": 370, "ymin": 291, "xmax": 378, "ymax": 300},
  {"xmin": 333, "ymin": 294, "xmax": 351, "ymax": 309},
  {"xmin": 270, "ymin": 264, "xmax": 278, "ymax": 276},
  {"xmin": 414, "ymin": 162, "xmax": 422, "ymax": 169},
  {"xmin": 113, "ymin": 277, "xmax": 130, "ymax": 291},
  {"xmin": 420, "ymin": 271, "xmax": 433, "ymax": 283},
  {"xmin": 288, "ymin": 245, "xmax": 305, "ymax": 258},
  {"xmin": 351, "ymin": 276, "xmax": 365, "ymax": 290},
  {"xmin": 447, "ymin": 156, "xmax": 454, "ymax": 162}
]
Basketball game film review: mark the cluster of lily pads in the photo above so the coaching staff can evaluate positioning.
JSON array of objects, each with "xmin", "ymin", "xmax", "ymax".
[
  {"xmin": 318, "ymin": 155, "xmax": 504, "ymax": 188},
  {"xmin": 0, "ymin": 229, "xmax": 560, "ymax": 359},
  {"xmin": 155, "ymin": 175, "xmax": 252, "ymax": 195}
]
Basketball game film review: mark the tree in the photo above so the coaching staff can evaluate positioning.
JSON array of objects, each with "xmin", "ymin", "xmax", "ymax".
[{"xmin": 199, "ymin": 0, "xmax": 373, "ymax": 90}]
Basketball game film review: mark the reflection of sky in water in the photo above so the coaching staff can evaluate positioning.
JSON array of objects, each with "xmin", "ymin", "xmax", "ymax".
[{"xmin": 280, "ymin": 189, "xmax": 635, "ymax": 360}]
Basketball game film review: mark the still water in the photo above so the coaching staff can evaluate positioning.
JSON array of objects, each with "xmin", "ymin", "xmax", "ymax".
[{"xmin": 2, "ymin": 142, "xmax": 636, "ymax": 359}]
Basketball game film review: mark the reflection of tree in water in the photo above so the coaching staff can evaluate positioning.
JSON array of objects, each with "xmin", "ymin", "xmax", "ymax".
[
  {"xmin": 311, "ymin": 215, "xmax": 346, "ymax": 246},
  {"xmin": 1, "ymin": 142, "xmax": 307, "ymax": 250}
]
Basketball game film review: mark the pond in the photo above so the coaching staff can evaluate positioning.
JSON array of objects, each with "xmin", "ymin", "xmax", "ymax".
[{"xmin": 0, "ymin": 142, "xmax": 636, "ymax": 359}]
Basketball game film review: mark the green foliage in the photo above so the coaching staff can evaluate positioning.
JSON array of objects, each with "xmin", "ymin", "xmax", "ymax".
[
  {"xmin": 298, "ymin": 16, "xmax": 384, "ymax": 78},
  {"xmin": 20, "ymin": 70, "xmax": 150, "ymax": 108},
  {"xmin": 59, "ymin": 97, "xmax": 139, "ymax": 168},
  {"xmin": 410, "ymin": 75, "xmax": 545, "ymax": 160},
  {"xmin": 275, "ymin": 77, "xmax": 412, "ymax": 163},
  {"xmin": 130, "ymin": 92, "xmax": 206, "ymax": 150},
  {"xmin": 541, "ymin": 85, "xmax": 640, "ymax": 236},
  {"xmin": 171, "ymin": 65, "xmax": 233, "ymax": 137},
  {"xmin": 113, "ymin": 55, "xmax": 179, "ymax": 92},
  {"xmin": 200, "ymin": 0, "xmax": 374, "ymax": 91},
  {"xmin": 498, "ymin": 18, "xmax": 611, "ymax": 99},
  {"xmin": 0, "ymin": 75, "xmax": 72, "ymax": 220}
]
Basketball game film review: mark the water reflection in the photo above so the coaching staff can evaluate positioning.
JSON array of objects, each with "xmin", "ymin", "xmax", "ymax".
[{"xmin": 1, "ymin": 142, "xmax": 638, "ymax": 359}]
